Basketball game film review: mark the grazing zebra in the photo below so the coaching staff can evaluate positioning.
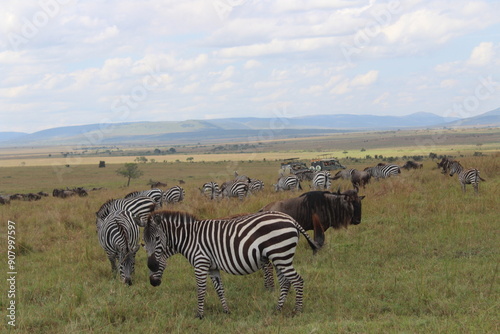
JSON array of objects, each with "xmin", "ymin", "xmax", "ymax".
[
  {"xmin": 274, "ymin": 175, "xmax": 302, "ymax": 192},
  {"xmin": 97, "ymin": 210, "xmax": 141, "ymax": 285},
  {"xmin": 125, "ymin": 188, "xmax": 163, "ymax": 208},
  {"xmin": 449, "ymin": 161, "xmax": 486, "ymax": 193},
  {"xmin": 220, "ymin": 180, "xmax": 249, "ymax": 200},
  {"xmin": 311, "ymin": 171, "xmax": 331, "ymax": 190},
  {"xmin": 95, "ymin": 196, "xmax": 156, "ymax": 230},
  {"xmin": 292, "ymin": 169, "xmax": 314, "ymax": 181},
  {"xmin": 144, "ymin": 210, "xmax": 319, "ymax": 318},
  {"xmin": 200, "ymin": 182, "xmax": 220, "ymax": 200},
  {"xmin": 364, "ymin": 164, "xmax": 401, "ymax": 180},
  {"xmin": 248, "ymin": 178, "xmax": 264, "ymax": 194},
  {"xmin": 162, "ymin": 186, "xmax": 185, "ymax": 204}
]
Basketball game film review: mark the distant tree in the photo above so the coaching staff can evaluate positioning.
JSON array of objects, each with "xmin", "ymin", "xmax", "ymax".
[
  {"xmin": 154, "ymin": 148, "xmax": 162, "ymax": 154},
  {"xmin": 116, "ymin": 163, "xmax": 143, "ymax": 187},
  {"xmin": 168, "ymin": 148, "xmax": 176, "ymax": 154},
  {"xmin": 135, "ymin": 156, "xmax": 148, "ymax": 163},
  {"xmin": 186, "ymin": 157, "xmax": 194, "ymax": 163}
]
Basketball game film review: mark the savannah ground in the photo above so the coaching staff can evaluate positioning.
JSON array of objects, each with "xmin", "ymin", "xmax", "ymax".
[{"xmin": 0, "ymin": 129, "xmax": 499, "ymax": 333}]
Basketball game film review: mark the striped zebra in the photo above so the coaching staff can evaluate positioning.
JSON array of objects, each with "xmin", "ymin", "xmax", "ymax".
[
  {"xmin": 274, "ymin": 175, "xmax": 302, "ymax": 192},
  {"xmin": 449, "ymin": 161, "xmax": 486, "ymax": 193},
  {"xmin": 125, "ymin": 188, "xmax": 163, "ymax": 208},
  {"xmin": 248, "ymin": 178, "xmax": 264, "ymax": 194},
  {"xmin": 162, "ymin": 186, "xmax": 185, "ymax": 204},
  {"xmin": 311, "ymin": 171, "xmax": 331, "ymax": 190},
  {"xmin": 95, "ymin": 196, "xmax": 156, "ymax": 230},
  {"xmin": 200, "ymin": 182, "xmax": 220, "ymax": 200},
  {"xmin": 364, "ymin": 164, "xmax": 401, "ymax": 180},
  {"xmin": 97, "ymin": 210, "xmax": 141, "ymax": 285},
  {"xmin": 220, "ymin": 180, "xmax": 249, "ymax": 200},
  {"xmin": 144, "ymin": 210, "xmax": 319, "ymax": 318}
]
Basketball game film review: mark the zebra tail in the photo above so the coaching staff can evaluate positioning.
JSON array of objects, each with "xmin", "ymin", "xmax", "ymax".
[
  {"xmin": 294, "ymin": 223, "xmax": 321, "ymax": 255},
  {"xmin": 476, "ymin": 170, "xmax": 486, "ymax": 182}
]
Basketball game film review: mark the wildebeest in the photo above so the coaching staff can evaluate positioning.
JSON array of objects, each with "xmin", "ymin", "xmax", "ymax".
[
  {"xmin": 402, "ymin": 160, "xmax": 423, "ymax": 170},
  {"xmin": 0, "ymin": 196, "xmax": 10, "ymax": 205},
  {"xmin": 351, "ymin": 170, "xmax": 371, "ymax": 189},
  {"xmin": 259, "ymin": 189, "xmax": 364, "ymax": 289},
  {"xmin": 259, "ymin": 189, "xmax": 364, "ymax": 249},
  {"xmin": 436, "ymin": 157, "xmax": 455, "ymax": 174}
]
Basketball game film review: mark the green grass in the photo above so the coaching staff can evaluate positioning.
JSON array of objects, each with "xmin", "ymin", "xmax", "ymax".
[{"xmin": 0, "ymin": 155, "xmax": 498, "ymax": 333}]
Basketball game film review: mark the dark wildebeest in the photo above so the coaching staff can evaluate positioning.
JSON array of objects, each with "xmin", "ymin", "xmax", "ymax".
[
  {"xmin": 436, "ymin": 157, "xmax": 455, "ymax": 174},
  {"xmin": 258, "ymin": 189, "xmax": 364, "ymax": 289},
  {"xmin": 259, "ymin": 189, "xmax": 364, "ymax": 248},
  {"xmin": 402, "ymin": 161, "xmax": 423, "ymax": 170},
  {"xmin": 351, "ymin": 169, "xmax": 371, "ymax": 189}
]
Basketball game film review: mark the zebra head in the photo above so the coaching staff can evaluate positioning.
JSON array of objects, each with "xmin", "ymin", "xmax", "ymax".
[
  {"xmin": 143, "ymin": 213, "xmax": 170, "ymax": 287},
  {"xmin": 119, "ymin": 242, "xmax": 140, "ymax": 286}
]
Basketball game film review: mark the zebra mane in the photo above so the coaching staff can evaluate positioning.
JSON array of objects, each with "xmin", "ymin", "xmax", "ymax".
[
  {"xmin": 96, "ymin": 198, "xmax": 117, "ymax": 217},
  {"xmin": 152, "ymin": 210, "xmax": 198, "ymax": 224}
]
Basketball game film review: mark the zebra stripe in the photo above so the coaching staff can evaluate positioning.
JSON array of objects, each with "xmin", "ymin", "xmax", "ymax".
[
  {"xmin": 125, "ymin": 188, "xmax": 163, "ymax": 208},
  {"xmin": 365, "ymin": 164, "xmax": 401, "ymax": 180},
  {"xmin": 220, "ymin": 180, "xmax": 249, "ymax": 200},
  {"xmin": 162, "ymin": 186, "xmax": 185, "ymax": 204},
  {"xmin": 201, "ymin": 182, "xmax": 220, "ymax": 200},
  {"xmin": 274, "ymin": 175, "xmax": 302, "ymax": 192},
  {"xmin": 449, "ymin": 161, "xmax": 486, "ymax": 193},
  {"xmin": 248, "ymin": 179, "xmax": 264, "ymax": 194},
  {"xmin": 144, "ymin": 210, "xmax": 319, "ymax": 318},
  {"xmin": 95, "ymin": 196, "xmax": 156, "ymax": 230},
  {"xmin": 97, "ymin": 210, "xmax": 141, "ymax": 285},
  {"xmin": 311, "ymin": 171, "xmax": 331, "ymax": 190}
]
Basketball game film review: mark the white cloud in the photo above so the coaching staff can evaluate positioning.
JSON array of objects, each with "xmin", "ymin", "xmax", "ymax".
[{"xmin": 467, "ymin": 42, "xmax": 495, "ymax": 66}]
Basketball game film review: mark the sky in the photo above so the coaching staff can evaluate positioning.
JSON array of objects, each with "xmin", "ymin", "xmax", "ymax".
[{"xmin": 1, "ymin": 0, "xmax": 500, "ymax": 133}]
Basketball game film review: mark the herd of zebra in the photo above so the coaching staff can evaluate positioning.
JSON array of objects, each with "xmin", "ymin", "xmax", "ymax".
[{"xmin": 95, "ymin": 171, "xmax": 366, "ymax": 318}]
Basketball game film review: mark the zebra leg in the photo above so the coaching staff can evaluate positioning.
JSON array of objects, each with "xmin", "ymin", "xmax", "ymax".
[
  {"xmin": 263, "ymin": 260, "xmax": 275, "ymax": 290},
  {"xmin": 275, "ymin": 265, "xmax": 304, "ymax": 313},
  {"xmin": 209, "ymin": 270, "xmax": 230, "ymax": 314},
  {"xmin": 194, "ymin": 265, "xmax": 210, "ymax": 319},
  {"xmin": 274, "ymin": 267, "xmax": 291, "ymax": 312}
]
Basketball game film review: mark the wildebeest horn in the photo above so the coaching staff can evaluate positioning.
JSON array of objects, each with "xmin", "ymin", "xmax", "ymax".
[{"xmin": 336, "ymin": 186, "xmax": 341, "ymax": 194}]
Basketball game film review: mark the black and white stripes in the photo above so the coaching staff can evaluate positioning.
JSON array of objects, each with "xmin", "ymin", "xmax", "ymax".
[
  {"xmin": 449, "ymin": 161, "xmax": 486, "ymax": 193},
  {"xmin": 144, "ymin": 210, "xmax": 318, "ymax": 318}
]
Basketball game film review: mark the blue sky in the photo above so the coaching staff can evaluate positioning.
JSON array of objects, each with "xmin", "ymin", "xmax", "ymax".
[{"xmin": 1, "ymin": 0, "xmax": 500, "ymax": 133}]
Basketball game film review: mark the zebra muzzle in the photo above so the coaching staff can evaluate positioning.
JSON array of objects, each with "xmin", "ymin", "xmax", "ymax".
[{"xmin": 150, "ymin": 275, "xmax": 162, "ymax": 287}]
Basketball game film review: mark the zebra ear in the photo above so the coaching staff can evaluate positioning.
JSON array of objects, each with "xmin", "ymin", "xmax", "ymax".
[{"xmin": 133, "ymin": 215, "xmax": 146, "ymax": 227}]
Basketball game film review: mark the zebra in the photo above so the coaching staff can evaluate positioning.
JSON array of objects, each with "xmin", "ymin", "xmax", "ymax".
[
  {"xmin": 97, "ymin": 210, "xmax": 141, "ymax": 285},
  {"xmin": 220, "ymin": 180, "xmax": 249, "ymax": 200},
  {"xmin": 95, "ymin": 196, "xmax": 156, "ymax": 230},
  {"xmin": 311, "ymin": 171, "xmax": 331, "ymax": 190},
  {"xmin": 449, "ymin": 161, "xmax": 486, "ymax": 193},
  {"xmin": 143, "ymin": 210, "xmax": 319, "ymax": 318},
  {"xmin": 274, "ymin": 175, "xmax": 302, "ymax": 192},
  {"xmin": 364, "ymin": 164, "xmax": 401, "ymax": 180},
  {"xmin": 233, "ymin": 171, "xmax": 251, "ymax": 183},
  {"xmin": 125, "ymin": 188, "xmax": 163, "ymax": 208},
  {"xmin": 200, "ymin": 182, "xmax": 220, "ymax": 200},
  {"xmin": 162, "ymin": 186, "xmax": 185, "ymax": 205},
  {"xmin": 248, "ymin": 178, "xmax": 264, "ymax": 194}
]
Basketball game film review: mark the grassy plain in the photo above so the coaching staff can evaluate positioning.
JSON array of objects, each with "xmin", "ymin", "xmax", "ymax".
[{"xmin": 0, "ymin": 129, "xmax": 499, "ymax": 333}]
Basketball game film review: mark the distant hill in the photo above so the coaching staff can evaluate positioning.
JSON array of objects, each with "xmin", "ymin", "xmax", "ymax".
[
  {"xmin": 444, "ymin": 108, "xmax": 500, "ymax": 127},
  {"xmin": 0, "ymin": 109, "xmax": 498, "ymax": 147},
  {"xmin": 0, "ymin": 132, "xmax": 28, "ymax": 142}
]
